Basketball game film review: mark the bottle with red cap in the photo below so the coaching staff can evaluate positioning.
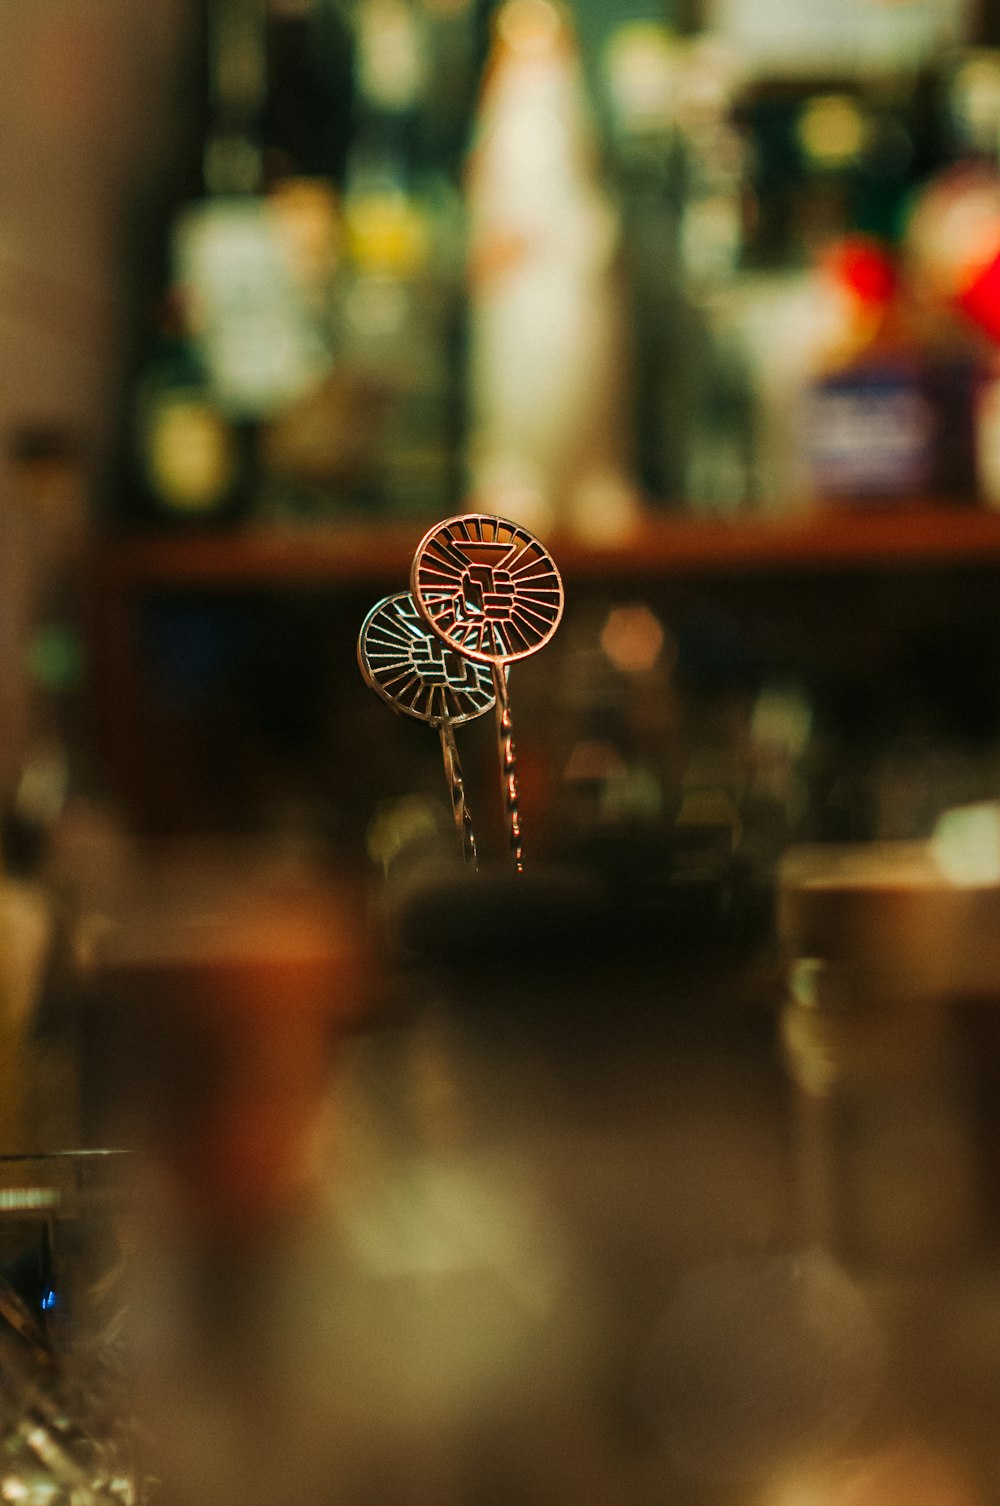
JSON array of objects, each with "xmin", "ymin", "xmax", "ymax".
[
  {"xmin": 801, "ymin": 233, "xmax": 939, "ymax": 505},
  {"xmin": 902, "ymin": 48, "xmax": 1000, "ymax": 506}
]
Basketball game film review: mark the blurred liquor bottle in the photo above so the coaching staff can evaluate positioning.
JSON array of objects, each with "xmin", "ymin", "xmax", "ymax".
[
  {"xmin": 259, "ymin": 0, "xmax": 484, "ymax": 524},
  {"xmin": 119, "ymin": 0, "xmax": 337, "ymax": 530},
  {"xmin": 667, "ymin": 39, "xmax": 756, "ymax": 517},
  {"xmin": 740, "ymin": 76, "xmax": 952, "ymax": 511},
  {"xmin": 723, "ymin": 59, "xmax": 989, "ymax": 513},
  {"xmin": 119, "ymin": 0, "xmax": 360, "ymax": 530},
  {"xmin": 131, "ymin": 289, "xmax": 250, "ymax": 526},
  {"xmin": 599, "ymin": 21, "xmax": 692, "ymax": 507},
  {"xmin": 306, "ymin": 0, "xmax": 474, "ymax": 523},
  {"xmin": 599, "ymin": 24, "xmax": 755, "ymax": 513},
  {"xmin": 799, "ymin": 235, "xmax": 943, "ymax": 507},
  {"xmin": 462, "ymin": 0, "xmax": 640, "ymax": 540},
  {"xmin": 864, "ymin": 44, "xmax": 1000, "ymax": 510},
  {"xmin": 903, "ymin": 46, "xmax": 1000, "ymax": 507}
]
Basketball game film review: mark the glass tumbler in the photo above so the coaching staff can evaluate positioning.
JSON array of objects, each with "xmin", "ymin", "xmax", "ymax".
[{"xmin": 0, "ymin": 1150, "xmax": 145, "ymax": 1506}]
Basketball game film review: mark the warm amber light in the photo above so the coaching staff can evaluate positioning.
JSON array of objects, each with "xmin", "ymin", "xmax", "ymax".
[{"xmin": 600, "ymin": 603, "xmax": 667, "ymax": 674}]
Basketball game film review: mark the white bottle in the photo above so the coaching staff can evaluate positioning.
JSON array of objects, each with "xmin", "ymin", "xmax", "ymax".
[{"xmin": 464, "ymin": 0, "xmax": 640, "ymax": 542}]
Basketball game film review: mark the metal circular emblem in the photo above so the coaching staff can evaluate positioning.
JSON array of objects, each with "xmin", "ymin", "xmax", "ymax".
[
  {"xmin": 358, "ymin": 591, "xmax": 496, "ymax": 725},
  {"xmin": 410, "ymin": 513, "xmax": 564, "ymax": 666}
]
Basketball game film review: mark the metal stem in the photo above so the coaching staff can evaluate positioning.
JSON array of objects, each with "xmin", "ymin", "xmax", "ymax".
[
  {"xmin": 438, "ymin": 720, "xmax": 478, "ymax": 869},
  {"xmin": 491, "ymin": 662, "xmax": 524, "ymax": 873}
]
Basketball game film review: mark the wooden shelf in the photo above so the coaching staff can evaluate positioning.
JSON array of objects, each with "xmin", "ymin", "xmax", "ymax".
[
  {"xmin": 95, "ymin": 505, "xmax": 1000, "ymax": 591},
  {"xmin": 88, "ymin": 503, "xmax": 1000, "ymax": 839}
]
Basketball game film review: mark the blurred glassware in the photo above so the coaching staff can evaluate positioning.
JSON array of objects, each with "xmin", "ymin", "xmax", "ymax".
[
  {"xmin": 84, "ymin": 847, "xmax": 373, "ymax": 1241},
  {"xmin": 777, "ymin": 842, "xmax": 982, "ymax": 1271},
  {"xmin": 0, "ymin": 1149, "xmax": 147, "ymax": 1506}
]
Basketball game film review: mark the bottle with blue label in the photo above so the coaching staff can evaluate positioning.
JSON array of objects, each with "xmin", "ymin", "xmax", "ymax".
[{"xmin": 802, "ymin": 235, "xmax": 937, "ymax": 505}]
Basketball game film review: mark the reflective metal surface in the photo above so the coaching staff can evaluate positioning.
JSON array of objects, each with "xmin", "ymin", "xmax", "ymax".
[
  {"xmin": 411, "ymin": 515, "xmax": 564, "ymax": 874},
  {"xmin": 358, "ymin": 591, "xmax": 492, "ymax": 867},
  {"xmin": 357, "ymin": 591, "xmax": 496, "ymax": 725},
  {"xmin": 409, "ymin": 513, "xmax": 564, "ymax": 666}
]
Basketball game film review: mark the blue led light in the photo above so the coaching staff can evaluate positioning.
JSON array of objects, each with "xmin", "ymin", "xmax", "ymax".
[{"xmin": 39, "ymin": 1288, "xmax": 57, "ymax": 1312}]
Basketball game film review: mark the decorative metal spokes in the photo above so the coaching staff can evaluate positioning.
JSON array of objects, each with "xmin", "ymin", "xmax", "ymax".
[
  {"xmin": 358, "ymin": 591, "xmax": 495, "ymax": 726},
  {"xmin": 412, "ymin": 514, "xmax": 564, "ymax": 875},
  {"xmin": 410, "ymin": 513, "xmax": 564, "ymax": 666},
  {"xmin": 358, "ymin": 592, "xmax": 493, "ymax": 868},
  {"xmin": 360, "ymin": 515, "xmax": 563, "ymax": 875}
]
